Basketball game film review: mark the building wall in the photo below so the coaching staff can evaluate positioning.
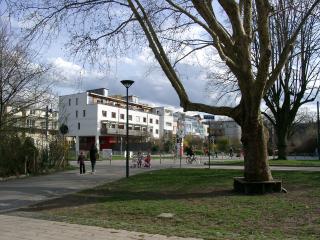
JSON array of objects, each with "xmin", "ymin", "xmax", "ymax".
[
  {"xmin": 153, "ymin": 107, "xmax": 174, "ymax": 138},
  {"xmin": 210, "ymin": 120, "xmax": 241, "ymax": 143},
  {"xmin": 59, "ymin": 92, "xmax": 99, "ymax": 137}
]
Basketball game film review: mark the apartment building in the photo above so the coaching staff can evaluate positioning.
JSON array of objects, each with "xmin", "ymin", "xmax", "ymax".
[
  {"xmin": 8, "ymin": 106, "xmax": 59, "ymax": 146},
  {"xmin": 208, "ymin": 120, "xmax": 242, "ymax": 143},
  {"xmin": 153, "ymin": 107, "xmax": 174, "ymax": 139},
  {"xmin": 59, "ymin": 88, "xmax": 160, "ymax": 153},
  {"xmin": 173, "ymin": 112, "xmax": 209, "ymax": 139}
]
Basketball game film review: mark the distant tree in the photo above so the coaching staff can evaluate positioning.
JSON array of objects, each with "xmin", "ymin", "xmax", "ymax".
[
  {"xmin": 261, "ymin": 0, "xmax": 320, "ymax": 159},
  {"xmin": 0, "ymin": 25, "xmax": 51, "ymax": 137}
]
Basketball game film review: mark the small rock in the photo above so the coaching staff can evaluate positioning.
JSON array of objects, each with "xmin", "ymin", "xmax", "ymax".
[{"xmin": 157, "ymin": 213, "xmax": 174, "ymax": 218}]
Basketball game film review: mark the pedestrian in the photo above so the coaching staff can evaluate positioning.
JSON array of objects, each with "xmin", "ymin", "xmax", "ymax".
[
  {"xmin": 137, "ymin": 151, "xmax": 143, "ymax": 168},
  {"xmin": 90, "ymin": 144, "xmax": 98, "ymax": 174},
  {"xmin": 144, "ymin": 153, "xmax": 151, "ymax": 168},
  {"xmin": 77, "ymin": 151, "xmax": 86, "ymax": 174},
  {"xmin": 229, "ymin": 147, "xmax": 233, "ymax": 158}
]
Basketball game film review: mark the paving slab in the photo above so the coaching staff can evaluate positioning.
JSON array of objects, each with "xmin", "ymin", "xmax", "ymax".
[{"xmin": 0, "ymin": 214, "xmax": 201, "ymax": 240}]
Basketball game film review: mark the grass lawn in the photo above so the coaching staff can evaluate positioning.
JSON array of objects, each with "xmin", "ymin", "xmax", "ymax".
[
  {"xmin": 207, "ymin": 159, "xmax": 320, "ymax": 167},
  {"xmin": 22, "ymin": 169, "xmax": 320, "ymax": 239}
]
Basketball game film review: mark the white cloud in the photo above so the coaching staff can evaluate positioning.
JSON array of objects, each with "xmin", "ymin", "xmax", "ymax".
[{"xmin": 48, "ymin": 48, "xmax": 214, "ymax": 110}]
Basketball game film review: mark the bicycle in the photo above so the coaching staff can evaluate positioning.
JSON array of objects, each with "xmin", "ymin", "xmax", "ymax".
[{"xmin": 186, "ymin": 155, "xmax": 197, "ymax": 164}]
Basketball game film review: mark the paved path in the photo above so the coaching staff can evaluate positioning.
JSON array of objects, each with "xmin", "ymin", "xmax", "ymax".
[
  {"xmin": 0, "ymin": 160, "xmax": 171, "ymax": 213},
  {"xmin": 0, "ymin": 214, "xmax": 200, "ymax": 240}
]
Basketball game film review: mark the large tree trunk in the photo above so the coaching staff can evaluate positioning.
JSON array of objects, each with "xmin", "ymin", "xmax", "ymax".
[
  {"xmin": 241, "ymin": 118, "xmax": 273, "ymax": 182},
  {"xmin": 276, "ymin": 129, "xmax": 288, "ymax": 160}
]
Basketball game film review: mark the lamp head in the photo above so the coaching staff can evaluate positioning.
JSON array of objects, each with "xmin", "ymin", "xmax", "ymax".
[{"xmin": 121, "ymin": 80, "xmax": 134, "ymax": 88}]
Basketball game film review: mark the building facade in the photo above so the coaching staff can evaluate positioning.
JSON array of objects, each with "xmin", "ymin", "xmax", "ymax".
[
  {"xmin": 59, "ymin": 88, "xmax": 160, "ymax": 153},
  {"xmin": 208, "ymin": 120, "xmax": 242, "ymax": 144},
  {"xmin": 8, "ymin": 106, "xmax": 59, "ymax": 146}
]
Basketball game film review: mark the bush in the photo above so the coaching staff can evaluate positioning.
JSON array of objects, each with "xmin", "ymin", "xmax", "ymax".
[
  {"xmin": 0, "ymin": 134, "xmax": 69, "ymax": 177},
  {"xmin": 0, "ymin": 135, "xmax": 25, "ymax": 177}
]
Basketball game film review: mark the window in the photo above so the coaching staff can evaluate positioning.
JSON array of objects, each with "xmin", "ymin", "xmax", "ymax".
[
  {"xmin": 118, "ymin": 124, "xmax": 125, "ymax": 129},
  {"xmin": 149, "ymin": 118, "xmax": 153, "ymax": 124},
  {"xmin": 83, "ymin": 110, "xmax": 86, "ymax": 117},
  {"xmin": 156, "ymin": 119, "xmax": 159, "ymax": 124},
  {"xmin": 78, "ymin": 122, "xmax": 80, "ymax": 130},
  {"xmin": 27, "ymin": 119, "xmax": 35, "ymax": 127},
  {"xmin": 129, "ymin": 115, "xmax": 132, "ymax": 121},
  {"xmin": 30, "ymin": 109, "xmax": 36, "ymax": 115},
  {"xmin": 76, "ymin": 98, "xmax": 78, "ymax": 105},
  {"xmin": 143, "ymin": 117, "xmax": 146, "ymax": 123},
  {"xmin": 142, "ymin": 127, "xmax": 147, "ymax": 132},
  {"xmin": 134, "ymin": 126, "xmax": 140, "ymax": 131},
  {"xmin": 128, "ymin": 125, "xmax": 133, "ymax": 130},
  {"xmin": 135, "ymin": 116, "xmax": 140, "ymax": 122},
  {"xmin": 149, "ymin": 128, "xmax": 153, "ymax": 133},
  {"xmin": 111, "ymin": 124, "xmax": 116, "ymax": 128},
  {"xmin": 102, "ymin": 111, "xmax": 107, "ymax": 117},
  {"xmin": 112, "ymin": 112, "xmax": 116, "ymax": 118},
  {"xmin": 166, "ymin": 122, "xmax": 172, "ymax": 127},
  {"xmin": 76, "ymin": 110, "xmax": 78, "ymax": 118},
  {"xmin": 156, "ymin": 129, "xmax": 159, "ymax": 134},
  {"xmin": 69, "ymin": 99, "xmax": 71, "ymax": 106},
  {"xmin": 120, "ymin": 113, "xmax": 125, "ymax": 120},
  {"xmin": 40, "ymin": 122, "xmax": 45, "ymax": 128}
]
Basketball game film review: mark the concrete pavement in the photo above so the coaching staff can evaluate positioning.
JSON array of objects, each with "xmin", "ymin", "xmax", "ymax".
[
  {"xmin": 0, "ymin": 160, "xmax": 169, "ymax": 213},
  {"xmin": 0, "ymin": 214, "xmax": 201, "ymax": 240}
]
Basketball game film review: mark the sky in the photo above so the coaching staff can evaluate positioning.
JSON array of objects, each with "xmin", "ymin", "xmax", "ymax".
[
  {"xmin": 2, "ymin": 1, "xmax": 319, "ymax": 117},
  {"xmin": 32, "ymin": 23, "xmax": 218, "ymax": 112},
  {"xmin": 1, "ymin": 1, "xmax": 228, "ymax": 114}
]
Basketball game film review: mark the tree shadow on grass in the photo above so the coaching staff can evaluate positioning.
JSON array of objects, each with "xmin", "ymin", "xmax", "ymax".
[{"xmin": 20, "ymin": 188, "xmax": 235, "ymax": 212}]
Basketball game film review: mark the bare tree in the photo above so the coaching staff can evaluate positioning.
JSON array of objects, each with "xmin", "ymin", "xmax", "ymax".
[
  {"xmin": 0, "ymin": 24, "xmax": 51, "ymax": 136},
  {"xmin": 261, "ymin": 0, "xmax": 320, "ymax": 159},
  {"xmin": 9, "ymin": 0, "xmax": 320, "ymax": 183}
]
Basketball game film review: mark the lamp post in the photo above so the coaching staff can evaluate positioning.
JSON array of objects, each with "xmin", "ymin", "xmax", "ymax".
[
  {"xmin": 121, "ymin": 80, "xmax": 135, "ymax": 178},
  {"xmin": 317, "ymin": 101, "xmax": 320, "ymax": 160}
]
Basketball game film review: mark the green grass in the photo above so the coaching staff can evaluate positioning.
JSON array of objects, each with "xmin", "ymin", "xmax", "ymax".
[
  {"xmin": 207, "ymin": 159, "xmax": 320, "ymax": 167},
  {"xmin": 24, "ymin": 169, "xmax": 320, "ymax": 239}
]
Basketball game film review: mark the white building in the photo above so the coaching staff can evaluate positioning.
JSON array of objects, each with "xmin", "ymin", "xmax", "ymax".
[
  {"xmin": 59, "ymin": 88, "xmax": 160, "ymax": 153},
  {"xmin": 153, "ymin": 107, "xmax": 174, "ymax": 139},
  {"xmin": 8, "ymin": 106, "xmax": 59, "ymax": 146},
  {"xmin": 173, "ymin": 112, "xmax": 209, "ymax": 139}
]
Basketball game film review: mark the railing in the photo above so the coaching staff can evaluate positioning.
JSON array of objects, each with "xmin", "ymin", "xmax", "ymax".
[
  {"xmin": 88, "ymin": 99, "xmax": 153, "ymax": 114},
  {"xmin": 100, "ymin": 128, "xmax": 149, "ymax": 136}
]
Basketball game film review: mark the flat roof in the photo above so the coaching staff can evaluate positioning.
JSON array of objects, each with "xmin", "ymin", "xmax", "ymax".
[{"xmin": 88, "ymin": 92, "xmax": 153, "ymax": 110}]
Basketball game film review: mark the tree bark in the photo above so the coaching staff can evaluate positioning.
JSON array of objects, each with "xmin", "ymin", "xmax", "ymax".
[
  {"xmin": 276, "ymin": 129, "xmax": 288, "ymax": 160},
  {"xmin": 241, "ymin": 117, "xmax": 273, "ymax": 182}
]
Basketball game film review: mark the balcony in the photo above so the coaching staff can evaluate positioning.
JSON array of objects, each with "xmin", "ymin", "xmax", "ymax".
[{"xmin": 100, "ymin": 127, "xmax": 149, "ymax": 137}]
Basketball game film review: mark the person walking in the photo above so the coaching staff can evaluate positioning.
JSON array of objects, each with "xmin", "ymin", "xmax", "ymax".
[
  {"xmin": 90, "ymin": 144, "xmax": 98, "ymax": 174},
  {"xmin": 77, "ymin": 152, "xmax": 86, "ymax": 174}
]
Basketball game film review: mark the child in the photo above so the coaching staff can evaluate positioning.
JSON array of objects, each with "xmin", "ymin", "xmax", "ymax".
[
  {"xmin": 77, "ymin": 152, "xmax": 86, "ymax": 174},
  {"xmin": 144, "ymin": 153, "xmax": 151, "ymax": 168}
]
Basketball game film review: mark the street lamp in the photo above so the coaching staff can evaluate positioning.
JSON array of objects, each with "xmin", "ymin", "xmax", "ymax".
[
  {"xmin": 317, "ymin": 101, "xmax": 320, "ymax": 160},
  {"xmin": 121, "ymin": 79, "xmax": 135, "ymax": 178}
]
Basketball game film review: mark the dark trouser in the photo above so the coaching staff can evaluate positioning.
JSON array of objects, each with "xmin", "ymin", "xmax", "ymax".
[
  {"xmin": 91, "ymin": 160, "xmax": 96, "ymax": 172},
  {"xmin": 80, "ymin": 163, "xmax": 85, "ymax": 174}
]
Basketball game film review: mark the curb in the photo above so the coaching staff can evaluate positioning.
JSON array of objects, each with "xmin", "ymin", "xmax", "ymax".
[{"xmin": 0, "ymin": 175, "xmax": 28, "ymax": 182}]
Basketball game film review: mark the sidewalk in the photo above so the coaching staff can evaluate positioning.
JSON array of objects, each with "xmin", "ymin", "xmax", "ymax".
[{"xmin": 0, "ymin": 214, "xmax": 201, "ymax": 240}]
